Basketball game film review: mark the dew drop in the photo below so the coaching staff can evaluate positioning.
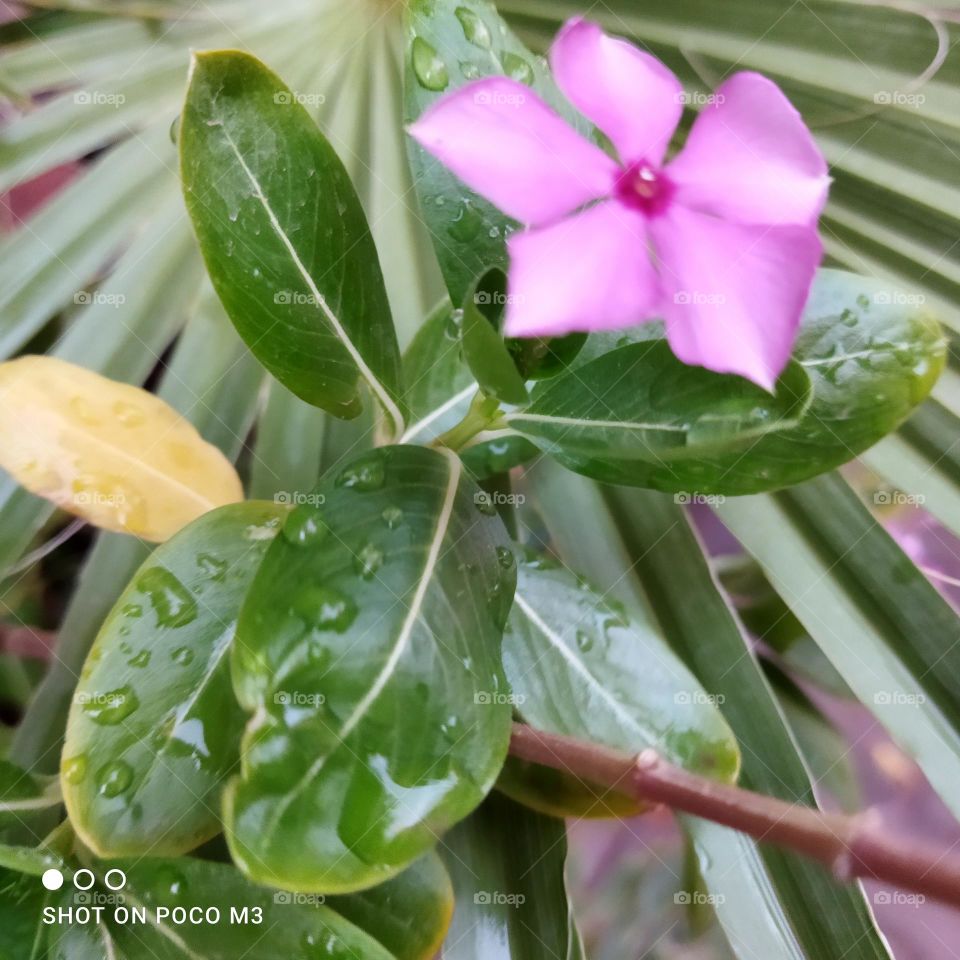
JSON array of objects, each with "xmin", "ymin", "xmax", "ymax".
[
  {"xmin": 128, "ymin": 650, "xmax": 151, "ymax": 669},
  {"xmin": 496, "ymin": 546, "xmax": 515, "ymax": 569},
  {"xmin": 96, "ymin": 760, "xmax": 133, "ymax": 798},
  {"xmin": 412, "ymin": 36, "xmax": 449, "ymax": 91},
  {"xmin": 455, "ymin": 7, "xmax": 492, "ymax": 48},
  {"xmin": 197, "ymin": 552, "xmax": 228, "ymax": 580},
  {"xmin": 460, "ymin": 61, "xmax": 481, "ymax": 80},
  {"xmin": 575, "ymin": 630, "xmax": 595, "ymax": 653},
  {"xmin": 444, "ymin": 309, "xmax": 465, "ymax": 340},
  {"xmin": 136, "ymin": 567, "xmax": 198, "ymax": 628},
  {"xmin": 84, "ymin": 684, "xmax": 139, "ymax": 725},
  {"xmin": 336, "ymin": 456, "xmax": 385, "ymax": 492},
  {"xmin": 840, "ymin": 308, "xmax": 858, "ymax": 327},
  {"xmin": 381, "ymin": 506, "xmax": 404, "ymax": 529},
  {"xmin": 856, "ymin": 293, "xmax": 871, "ymax": 309},
  {"xmin": 502, "ymin": 53, "xmax": 534, "ymax": 85},
  {"xmin": 283, "ymin": 506, "xmax": 327, "ymax": 546},
  {"xmin": 294, "ymin": 586, "xmax": 357, "ymax": 633},
  {"xmin": 168, "ymin": 115, "xmax": 180, "ymax": 144},
  {"xmin": 62, "ymin": 755, "xmax": 88, "ymax": 785},
  {"xmin": 172, "ymin": 646, "xmax": 194, "ymax": 666},
  {"xmin": 121, "ymin": 602, "xmax": 142, "ymax": 619},
  {"xmin": 448, "ymin": 202, "xmax": 482, "ymax": 242},
  {"xmin": 354, "ymin": 542, "xmax": 385, "ymax": 580}
]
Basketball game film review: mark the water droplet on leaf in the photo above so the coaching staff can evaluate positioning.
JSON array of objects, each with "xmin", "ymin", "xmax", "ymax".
[
  {"xmin": 84, "ymin": 684, "xmax": 139, "ymax": 725},
  {"xmin": 354, "ymin": 542, "xmax": 385, "ymax": 580},
  {"xmin": 412, "ymin": 36, "xmax": 449, "ymax": 91},
  {"xmin": 294, "ymin": 586, "xmax": 357, "ymax": 633},
  {"xmin": 96, "ymin": 760, "xmax": 133, "ymax": 797},
  {"xmin": 336, "ymin": 456, "xmax": 385, "ymax": 492},
  {"xmin": 283, "ymin": 506, "xmax": 327, "ymax": 546},
  {"xmin": 455, "ymin": 7, "xmax": 492, "ymax": 48},
  {"xmin": 502, "ymin": 53, "xmax": 534, "ymax": 85},
  {"xmin": 136, "ymin": 567, "xmax": 198, "ymax": 628}
]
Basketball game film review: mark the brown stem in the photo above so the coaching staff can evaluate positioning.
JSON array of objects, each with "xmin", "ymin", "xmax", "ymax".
[{"xmin": 510, "ymin": 723, "xmax": 960, "ymax": 909}]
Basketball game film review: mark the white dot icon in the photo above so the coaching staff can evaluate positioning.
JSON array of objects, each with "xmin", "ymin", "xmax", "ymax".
[{"xmin": 41, "ymin": 869, "xmax": 64, "ymax": 891}]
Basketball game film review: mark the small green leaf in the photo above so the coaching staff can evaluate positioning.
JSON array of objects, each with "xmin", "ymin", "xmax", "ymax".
[
  {"xmin": 62, "ymin": 501, "xmax": 287, "ymax": 858},
  {"xmin": 460, "ymin": 272, "xmax": 527, "ymax": 405},
  {"xmin": 227, "ymin": 445, "xmax": 515, "ymax": 893},
  {"xmin": 401, "ymin": 302, "xmax": 538, "ymax": 478},
  {"xmin": 404, "ymin": 0, "xmax": 587, "ymax": 305},
  {"xmin": 180, "ymin": 50, "xmax": 404, "ymax": 435},
  {"xmin": 509, "ymin": 270, "xmax": 944, "ymax": 494},
  {"xmin": 329, "ymin": 852, "xmax": 454, "ymax": 960},
  {"xmin": 499, "ymin": 559, "xmax": 740, "ymax": 818}
]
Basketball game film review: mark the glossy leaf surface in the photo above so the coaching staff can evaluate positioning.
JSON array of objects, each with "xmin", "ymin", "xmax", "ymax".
[
  {"xmin": 329, "ymin": 852, "xmax": 453, "ymax": 960},
  {"xmin": 62, "ymin": 502, "xmax": 287, "ymax": 857},
  {"xmin": 510, "ymin": 271, "xmax": 944, "ymax": 494},
  {"xmin": 227, "ymin": 445, "xmax": 515, "ymax": 892},
  {"xmin": 0, "ymin": 356, "xmax": 243, "ymax": 541},
  {"xmin": 500, "ymin": 559, "xmax": 739, "ymax": 818},
  {"xmin": 181, "ymin": 50, "xmax": 404, "ymax": 434}
]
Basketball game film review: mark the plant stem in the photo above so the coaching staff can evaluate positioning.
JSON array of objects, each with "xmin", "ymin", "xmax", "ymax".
[
  {"xmin": 509, "ymin": 723, "xmax": 960, "ymax": 909},
  {"xmin": 430, "ymin": 392, "xmax": 503, "ymax": 452}
]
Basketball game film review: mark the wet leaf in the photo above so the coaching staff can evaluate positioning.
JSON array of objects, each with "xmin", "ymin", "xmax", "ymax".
[
  {"xmin": 227, "ymin": 444, "xmax": 515, "ymax": 893},
  {"xmin": 62, "ymin": 502, "xmax": 287, "ymax": 857}
]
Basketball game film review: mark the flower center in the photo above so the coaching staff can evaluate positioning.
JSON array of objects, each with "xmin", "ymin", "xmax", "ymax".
[{"xmin": 614, "ymin": 162, "xmax": 674, "ymax": 217}]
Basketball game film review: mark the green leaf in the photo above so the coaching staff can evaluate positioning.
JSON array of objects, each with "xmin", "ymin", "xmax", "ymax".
[
  {"xmin": 717, "ymin": 472, "xmax": 960, "ymax": 821},
  {"xmin": 442, "ymin": 793, "xmax": 584, "ymax": 960},
  {"xmin": 404, "ymin": 0, "xmax": 586, "ymax": 306},
  {"xmin": 401, "ymin": 301, "xmax": 538, "ymax": 478},
  {"xmin": 226, "ymin": 444, "xmax": 515, "ymax": 893},
  {"xmin": 460, "ymin": 273, "xmax": 528, "ymax": 405},
  {"xmin": 180, "ymin": 50, "xmax": 405, "ymax": 435},
  {"xmin": 529, "ymin": 462, "xmax": 889, "ymax": 959},
  {"xmin": 61, "ymin": 501, "xmax": 287, "ymax": 858},
  {"xmin": 509, "ymin": 270, "xmax": 944, "ymax": 495},
  {"xmin": 498, "ymin": 558, "xmax": 739, "ymax": 818},
  {"xmin": 329, "ymin": 852, "xmax": 453, "ymax": 960}
]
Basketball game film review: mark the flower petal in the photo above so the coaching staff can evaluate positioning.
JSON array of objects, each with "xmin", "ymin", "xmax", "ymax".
[
  {"xmin": 667, "ymin": 72, "xmax": 830, "ymax": 227},
  {"xmin": 550, "ymin": 18, "xmax": 683, "ymax": 166},
  {"xmin": 504, "ymin": 202, "xmax": 660, "ymax": 338},
  {"xmin": 651, "ymin": 206, "xmax": 822, "ymax": 389},
  {"xmin": 408, "ymin": 77, "xmax": 618, "ymax": 226}
]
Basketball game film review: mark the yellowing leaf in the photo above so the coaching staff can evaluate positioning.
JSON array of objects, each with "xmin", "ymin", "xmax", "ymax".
[{"xmin": 0, "ymin": 356, "xmax": 243, "ymax": 541}]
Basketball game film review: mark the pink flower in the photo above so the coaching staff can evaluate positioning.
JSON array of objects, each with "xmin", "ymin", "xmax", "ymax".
[{"xmin": 409, "ymin": 18, "xmax": 830, "ymax": 390}]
